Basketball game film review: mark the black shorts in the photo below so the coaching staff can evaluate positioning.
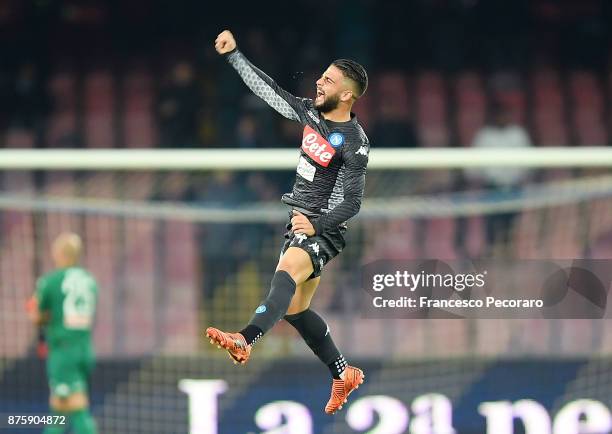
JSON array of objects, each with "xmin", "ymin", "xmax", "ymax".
[{"xmin": 280, "ymin": 209, "xmax": 346, "ymax": 279}]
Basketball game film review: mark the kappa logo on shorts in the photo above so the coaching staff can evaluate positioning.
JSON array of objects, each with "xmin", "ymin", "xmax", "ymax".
[
  {"xmin": 309, "ymin": 242, "xmax": 320, "ymax": 255},
  {"xmin": 295, "ymin": 233, "xmax": 307, "ymax": 244},
  {"xmin": 302, "ymin": 126, "xmax": 336, "ymax": 167}
]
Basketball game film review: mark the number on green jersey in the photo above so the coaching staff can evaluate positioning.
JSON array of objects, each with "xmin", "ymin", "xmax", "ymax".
[{"xmin": 61, "ymin": 269, "xmax": 96, "ymax": 330}]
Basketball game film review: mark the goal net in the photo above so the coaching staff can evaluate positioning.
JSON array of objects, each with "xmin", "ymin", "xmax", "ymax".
[{"xmin": 1, "ymin": 148, "xmax": 612, "ymax": 433}]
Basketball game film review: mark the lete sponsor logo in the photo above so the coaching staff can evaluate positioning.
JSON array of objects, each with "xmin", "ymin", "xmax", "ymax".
[{"xmin": 302, "ymin": 125, "xmax": 336, "ymax": 167}]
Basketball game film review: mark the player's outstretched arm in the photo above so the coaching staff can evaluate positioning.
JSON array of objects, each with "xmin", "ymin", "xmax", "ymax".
[{"xmin": 215, "ymin": 30, "xmax": 307, "ymax": 122}]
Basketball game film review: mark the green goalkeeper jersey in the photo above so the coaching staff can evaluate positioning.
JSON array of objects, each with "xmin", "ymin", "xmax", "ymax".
[{"xmin": 36, "ymin": 267, "xmax": 98, "ymax": 349}]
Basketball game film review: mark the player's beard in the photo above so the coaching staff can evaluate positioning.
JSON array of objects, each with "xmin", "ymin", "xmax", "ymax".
[{"xmin": 315, "ymin": 92, "xmax": 341, "ymax": 113}]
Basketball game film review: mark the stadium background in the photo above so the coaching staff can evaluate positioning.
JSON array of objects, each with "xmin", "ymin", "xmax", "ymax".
[{"xmin": 1, "ymin": 0, "xmax": 612, "ymax": 433}]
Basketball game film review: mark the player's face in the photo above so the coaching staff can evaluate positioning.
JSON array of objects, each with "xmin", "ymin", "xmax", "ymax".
[{"xmin": 315, "ymin": 65, "xmax": 353, "ymax": 113}]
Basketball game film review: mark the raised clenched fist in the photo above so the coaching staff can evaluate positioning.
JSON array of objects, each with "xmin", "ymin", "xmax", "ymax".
[{"xmin": 215, "ymin": 30, "xmax": 236, "ymax": 55}]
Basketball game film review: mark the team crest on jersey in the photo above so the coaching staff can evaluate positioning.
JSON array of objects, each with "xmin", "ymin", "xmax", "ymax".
[
  {"xmin": 328, "ymin": 132, "xmax": 344, "ymax": 148},
  {"xmin": 302, "ymin": 125, "xmax": 336, "ymax": 167}
]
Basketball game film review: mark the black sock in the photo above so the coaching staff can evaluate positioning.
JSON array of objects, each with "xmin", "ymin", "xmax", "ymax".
[
  {"xmin": 239, "ymin": 324, "xmax": 263, "ymax": 346},
  {"xmin": 284, "ymin": 309, "xmax": 346, "ymax": 379},
  {"xmin": 243, "ymin": 270, "xmax": 296, "ymax": 345},
  {"xmin": 328, "ymin": 355, "xmax": 348, "ymax": 380}
]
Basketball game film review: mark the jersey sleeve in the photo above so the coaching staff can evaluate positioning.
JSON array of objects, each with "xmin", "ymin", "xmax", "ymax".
[
  {"xmin": 35, "ymin": 276, "xmax": 50, "ymax": 311},
  {"xmin": 312, "ymin": 129, "xmax": 370, "ymax": 234},
  {"xmin": 226, "ymin": 49, "xmax": 310, "ymax": 123}
]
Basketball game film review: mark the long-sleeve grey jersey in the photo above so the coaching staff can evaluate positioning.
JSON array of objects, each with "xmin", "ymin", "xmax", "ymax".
[{"xmin": 226, "ymin": 49, "xmax": 370, "ymax": 235}]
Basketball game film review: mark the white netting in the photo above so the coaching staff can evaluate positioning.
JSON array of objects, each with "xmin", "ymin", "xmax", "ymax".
[{"xmin": 1, "ymin": 150, "xmax": 612, "ymax": 433}]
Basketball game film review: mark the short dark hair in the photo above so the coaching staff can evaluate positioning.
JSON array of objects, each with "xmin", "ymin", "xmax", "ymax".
[{"xmin": 332, "ymin": 59, "xmax": 368, "ymax": 98}]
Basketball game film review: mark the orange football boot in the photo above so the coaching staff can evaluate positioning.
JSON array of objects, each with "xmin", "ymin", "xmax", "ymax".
[
  {"xmin": 325, "ymin": 365, "xmax": 365, "ymax": 414},
  {"xmin": 205, "ymin": 327, "xmax": 251, "ymax": 365}
]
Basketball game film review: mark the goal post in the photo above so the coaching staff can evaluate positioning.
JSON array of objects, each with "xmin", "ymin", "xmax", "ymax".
[{"xmin": 1, "ymin": 147, "xmax": 611, "ymax": 170}]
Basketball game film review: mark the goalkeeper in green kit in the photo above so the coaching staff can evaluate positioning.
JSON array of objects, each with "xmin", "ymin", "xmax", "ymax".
[{"xmin": 27, "ymin": 232, "xmax": 98, "ymax": 434}]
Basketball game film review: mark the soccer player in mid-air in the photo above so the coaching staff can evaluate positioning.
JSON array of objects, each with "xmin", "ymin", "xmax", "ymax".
[
  {"xmin": 206, "ymin": 30, "xmax": 370, "ymax": 414},
  {"xmin": 27, "ymin": 233, "xmax": 98, "ymax": 434}
]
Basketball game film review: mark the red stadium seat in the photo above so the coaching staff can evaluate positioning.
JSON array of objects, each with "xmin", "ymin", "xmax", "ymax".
[
  {"xmin": 120, "ymin": 173, "xmax": 156, "ymax": 354},
  {"xmin": 464, "ymin": 216, "xmax": 486, "ymax": 258},
  {"xmin": 46, "ymin": 71, "xmax": 79, "ymax": 147},
  {"xmin": 569, "ymin": 71, "xmax": 604, "ymax": 111},
  {"xmin": 0, "ymin": 172, "xmax": 36, "ymax": 356},
  {"xmin": 4, "ymin": 128, "xmax": 35, "ymax": 148},
  {"xmin": 531, "ymin": 68, "xmax": 568, "ymax": 146},
  {"xmin": 541, "ymin": 204, "xmax": 583, "ymax": 258},
  {"xmin": 423, "ymin": 218, "xmax": 457, "ymax": 259},
  {"xmin": 82, "ymin": 173, "xmax": 119, "ymax": 355},
  {"xmin": 375, "ymin": 71, "xmax": 411, "ymax": 118},
  {"xmin": 587, "ymin": 198, "xmax": 612, "ymax": 252},
  {"xmin": 161, "ymin": 220, "xmax": 200, "ymax": 352},
  {"xmin": 574, "ymin": 108, "xmax": 608, "ymax": 146},
  {"xmin": 124, "ymin": 68, "xmax": 157, "ymax": 148},
  {"xmin": 416, "ymin": 71, "xmax": 448, "ymax": 147},
  {"xmin": 352, "ymin": 91, "xmax": 373, "ymax": 128},
  {"xmin": 455, "ymin": 71, "xmax": 487, "ymax": 146},
  {"xmin": 568, "ymin": 71, "xmax": 607, "ymax": 145},
  {"xmin": 84, "ymin": 70, "xmax": 116, "ymax": 148},
  {"xmin": 42, "ymin": 172, "xmax": 80, "ymax": 271},
  {"xmin": 513, "ymin": 210, "xmax": 542, "ymax": 259},
  {"xmin": 363, "ymin": 219, "xmax": 420, "ymax": 261}
]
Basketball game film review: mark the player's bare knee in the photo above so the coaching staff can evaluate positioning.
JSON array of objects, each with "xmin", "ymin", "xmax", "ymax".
[
  {"xmin": 276, "ymin": 260, "xmax": 300, "ymax": 280},
  {"xmin": 277, "ymin": 248, "xmax": 313, "ymax": 282}
]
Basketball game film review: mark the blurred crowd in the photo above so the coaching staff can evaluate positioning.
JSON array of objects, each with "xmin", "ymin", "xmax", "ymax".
[
  {"xmin": 1, "ymin": 0, "xmax": 612, "ymax": 298},
  {"xmin": 1, "ymin": 0, "xmax": 611, "ymax": 150}
]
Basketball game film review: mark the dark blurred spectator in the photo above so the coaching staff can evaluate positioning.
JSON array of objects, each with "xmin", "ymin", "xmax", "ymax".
[
  {"xmin": 157, "ymin": 61, "xmax": 200, "ymax": 148},
  {"xmin": 532, "ymin": 0, "xmax": 607, "ymax": 69},
  {"xmin": 153, "ymin": 172, "xmax": 193, "ymax": 202},
  {"xmin": 336, "ymin": 0, "xmax": 372, "ymax": 67},
  {"xmin": 278, "ymin": 118, "xmax": 301, "ymax": 148},
  {"xmin": 240, "ymin": 172, "xmax": 280, "ymax": 257},
  {"xmin": 474, "ymin": 0, "xmax": 530, "ymax": 69},
  {"xmin": 11, "ymin": 63, "xmax": 49, "ymax": 131},
  {"xmin": 196, "ymin": 171, "xmax": 244, "ymax": 299},
  {"xmin": 238, "ymin": 91, "xmax": 279, "ymax": 147},
  {"xmin": 371, "ymin": 104, "xmax": 418, "ymax": 148},
  {"xmin": 467, "ymin": 104, "xmax": 532, "ymax": 248},
  {"xmin": 245, "ymin": 172, "xmax": 279, "ymax": 203},
  {"xmin": 198, "ymin": 106, "xmax": 218, "ymax": 147},
  {"xmin": 0, "ymin": 70, "xmax": 11, "ymax": 133},
  {"xmin": 236, "ymin": 114, "xmax": 258, "ymax": 148}
]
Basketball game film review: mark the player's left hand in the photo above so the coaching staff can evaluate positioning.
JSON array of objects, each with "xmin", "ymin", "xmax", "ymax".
[
  {"xmin": 215, "ymin": 30, "xmax": 236, "ymax": 55},
  {"xmin": 291, "ymin": 210, "xmax": 315, "ymax": 236}
]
